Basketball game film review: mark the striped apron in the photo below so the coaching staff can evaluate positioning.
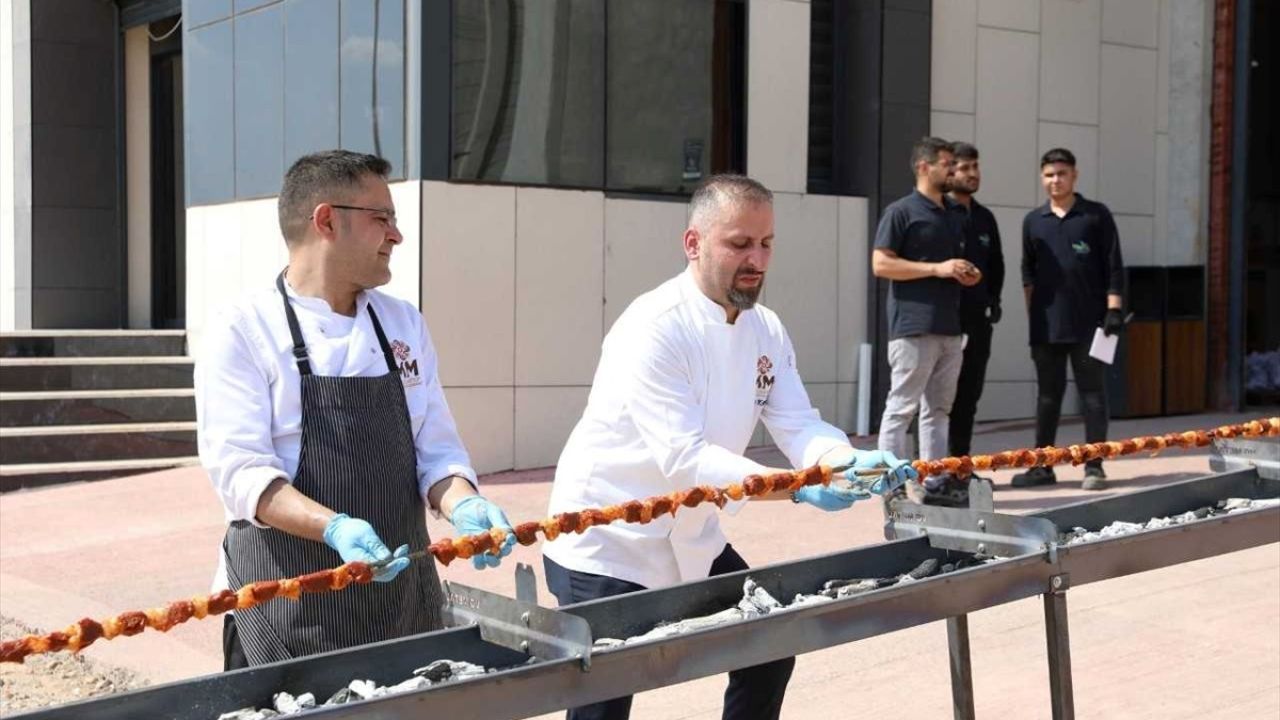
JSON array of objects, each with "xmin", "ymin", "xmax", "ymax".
[{"xmin": 222, "ymin": 273, "xmax": 445, "ymax": 666}]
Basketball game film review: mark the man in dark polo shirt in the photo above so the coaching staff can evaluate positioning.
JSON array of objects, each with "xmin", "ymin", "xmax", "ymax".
[
  {"xmin": 1014, "ymin": 147, "xmax": 1125, "ymax": 490},
  {"xmin": 873, "ymin": 137, "xmax": 980, "ymax": 504},
  {"xmin": 947, "ymin": 143, "xmax": 1004, "ymax": 479}
]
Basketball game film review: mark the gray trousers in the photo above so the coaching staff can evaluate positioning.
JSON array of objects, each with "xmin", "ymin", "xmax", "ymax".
[{"xmin": 878, "ymin": 335, "xmax": 965, "ymax": 474}]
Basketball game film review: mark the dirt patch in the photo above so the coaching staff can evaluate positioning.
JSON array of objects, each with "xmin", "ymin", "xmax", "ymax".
[{"xmin": 0, "ymin": 616, "xmax": 147, "ymax": 716}]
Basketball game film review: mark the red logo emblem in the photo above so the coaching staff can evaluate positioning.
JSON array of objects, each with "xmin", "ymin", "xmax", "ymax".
[
  {"xmin": 757, "ymin": 355, "xmax": 773, "ymax": 375},
  {"xmin": 391, "ymin": 339, "xmax": 411, "ymax": 362}
]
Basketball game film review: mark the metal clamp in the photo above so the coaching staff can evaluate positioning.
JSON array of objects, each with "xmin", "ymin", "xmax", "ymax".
[
  {"xmin": 886, "ymin": 502, "xmax": 1060, "ymax": 559},
  {"xmin": 444, "ymin": 581, "xmax": 593, "ymax": 671}
]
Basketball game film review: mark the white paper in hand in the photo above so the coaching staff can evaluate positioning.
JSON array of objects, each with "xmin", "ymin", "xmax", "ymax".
[{"xmin": 1089, "ymin": 327, "xmax": 1118, "ymax": 365}]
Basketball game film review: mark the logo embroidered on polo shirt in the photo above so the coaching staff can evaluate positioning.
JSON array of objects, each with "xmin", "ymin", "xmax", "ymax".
[
  {"xmin": 1071, "ymin": 240, "xmax": 1091, "ymax": 256},
  {"xmin": 979, "ymin": 233, "xmax": 991, "ymax": 248},
  {"xmin": 755, "ymin": 355, "xmax": 775, "ymax": 405},
  {"xmin": 392, "ymin": 339, "xmax": 423, "ymax": 388}
]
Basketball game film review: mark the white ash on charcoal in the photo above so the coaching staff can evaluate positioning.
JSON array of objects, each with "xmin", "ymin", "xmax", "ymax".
[
  {"xmin": 594, "ymin": 556, "xmax": 999, "ymax": 649},
  {"xmin": 214, "ymin": 659, "xmax": 491, "ymax": 720},
  {"xmin": 1060, "ymin": 497, "xmax": 1280, "ymax": 546}
]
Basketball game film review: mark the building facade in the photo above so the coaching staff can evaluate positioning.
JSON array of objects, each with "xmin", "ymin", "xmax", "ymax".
[{"xmin": 2, "ymin": 0, "xmax": 1274, "ymax": 475}]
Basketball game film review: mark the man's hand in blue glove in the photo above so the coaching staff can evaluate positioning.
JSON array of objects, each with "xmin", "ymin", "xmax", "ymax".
[
  {"xmin": 824, "ymin": 448, "xmax": 920, "ymax": 497},
  {"xmin": 323, "ymin": 513, "xmax": 410, "ymax": 583},
  {"xmin": 449, "ymin": 495, "xmax": 517, "ymax": 570},
  {"xmin": 792, "ymin": 483, "xmax": 863, "ymax": 511}
]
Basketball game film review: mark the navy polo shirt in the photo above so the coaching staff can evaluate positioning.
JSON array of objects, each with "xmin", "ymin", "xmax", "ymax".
[
  {"xmin": 956, "ymin": 198, "xmax": 1005, "ymax": 331},
  {"xmin": 873, "ymin": 190, "xmax": 964, "ymax": 339},
  {"xmin": 1021, "ymin": 194, "xmax": 1125, "ymax": 345}
]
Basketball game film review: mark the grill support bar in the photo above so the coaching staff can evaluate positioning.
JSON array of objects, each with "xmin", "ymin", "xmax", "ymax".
[
  {"xmin": 946, "ymin": 614, "xmax": 976, "ymax": 720},
  {"xmin": 1043, "ymin": 574, "xmax": 1075, "ymax": 720}
]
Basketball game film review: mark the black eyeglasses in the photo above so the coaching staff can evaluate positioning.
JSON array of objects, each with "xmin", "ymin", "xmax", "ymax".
[{"xmin": 319, "ymin": 204, "xmax": 399, "ymax": 228}]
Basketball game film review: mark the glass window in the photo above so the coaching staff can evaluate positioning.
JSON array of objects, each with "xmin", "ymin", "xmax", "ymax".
[
  {"xmin": 284, "ymin": 0, "xmax": 340, "ymax": 168},
  {"xmin": 606, "ymin": 0, "xmax": 743, "ymax": 193},
  {"xmin": 184, "ymin": 20, "xmax": 235, "ymax": 204},
  {"xmin": 450, "ymin": 0, "xmax": 604, "ymax": 187},
  {"xmin": 234, "ymin": 0, "xmax": 277, "ymax": 13},
  {"xmin": 234, "ymin": 6, "xmax": 285, "ymax": 198},
  {"xmin": 340, "ymin": 0, "xmax": 405, "ymax": 177},
  {"xmin": 448, "ymin": 0, "xmax": 741, "ymax": 193},
  {"xmin": 185, "ymin": 0, "xmax": 232, "ymax": 29}
]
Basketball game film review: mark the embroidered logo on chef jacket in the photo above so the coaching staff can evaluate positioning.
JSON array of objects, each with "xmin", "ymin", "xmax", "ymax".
[
  {"xmin": 755, "ymin": 355, "xmax": 775, "ymax": 405},
  {"xmin": 392, "ymin": 339, "xmax": 423, "ymax": 388}
]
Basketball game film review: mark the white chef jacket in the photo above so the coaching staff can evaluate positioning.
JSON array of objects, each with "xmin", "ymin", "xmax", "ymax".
[
  {"xmin": 543, "ymin": 269, "xmax": 852, "ymax": 589},
  {"xmin": 196, "ymin": 278, "xmax": 477, "ymax": 590}
]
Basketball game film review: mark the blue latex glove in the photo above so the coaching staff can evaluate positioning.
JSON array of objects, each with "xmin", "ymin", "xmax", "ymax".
[
  {"xmin": 826, "ymin": 448, "xmax": 920, "ymax": 497},
  {"xmin": 449, "ymin": 495, "xmax": 516, "ymax": 570},
  {"xmin": 322, "ymin": 513, "xmax": 410, "ymax": 583},
  {"xmin": 793, "ymin": 483, "xmax": 862, "ymax": 512}
]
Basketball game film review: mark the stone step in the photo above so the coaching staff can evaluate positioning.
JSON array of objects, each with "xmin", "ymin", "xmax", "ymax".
[
  {"xmin": 0, "ymin": 356, "xmax": 194, "ymax": 391},
  {"xmin": 0, "ymin": 330, "xmax": 187, "ymax": 358},
  {"xmin": 0, "ymin": 421, "xmax": 196, "ymax": 465},
  {"xmin": 0, "ymin": 388, "xmax": 196, "ymax": 426},
  {"xmin": 0, "ymin": 455, "xmax": 201, "ymax": 492}
]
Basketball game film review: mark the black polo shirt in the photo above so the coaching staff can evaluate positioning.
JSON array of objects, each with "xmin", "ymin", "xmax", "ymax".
[
  {"xmin": 874, "ymin": 190, "xmax": 964, "ymax": 339},
  {"xmin": 955, "ymin": 198, "xmax": 1005, "ymax": 331},
  {"xmin": 1021, "ymin": 194, "xmax": 1125, "ymax": 345}
]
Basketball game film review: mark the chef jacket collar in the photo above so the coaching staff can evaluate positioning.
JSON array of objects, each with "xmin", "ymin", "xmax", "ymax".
[
  {"xmin": 680, "ymin": 266, "xmax": 754, "ymax": 326},
  {"xmin": 277, "ymin": 271, "xmax": 371, "ymax": 318}
]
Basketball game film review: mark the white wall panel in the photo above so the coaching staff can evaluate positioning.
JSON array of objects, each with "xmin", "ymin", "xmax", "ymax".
[
  {"xmin": 930, "ymin": 0, "xmax": 977, "ymax": 114},
  {"xmin": 1040, "ymin": 0, "xmax": 1101, "ymax": 125},
  {"xmin": 515, "ymin": 188, "xmax": 604, "ymax": 386},
  {"xmin": 930, "ymin": 111, "xmax": 976, "ymax": 144},
  {"xmin": 1102, "ymin": 0, "xmax": 1159, "ymax": 48},
  {"xmin": 746, "ymin": 0, "xmax": 810, "ymax": 193},
  {"xmin": 1156, "ymin": 0, "xmax": 1172, "ymax": 133},
  {"xmin": 603, "ymin": 197, "xmax": 687, "ymax": 330},
  {"xmin": 804, "ymin": 382, "xmax": 838, "ymax": 434},
  {"xmin": 515, "ymin": 386, "xmax": 589, "ymax": 469},
  {"xmin": 384, "ymin": 180, "xmax": 421, "ymax": 308},
  {"xmin": 977, "ymin": 0, "xmax": 1039, "ymax": 31},
  {"xmin": 1114, "ymin": 214, "xmax": 1154, "ymax": 267},
  {"xmin": 836, "ymin": 196, "xmax": 869, "ymax": 384},
  {"xmin": 836, "ymin": 381, "xmax": 858, "ymax": 434},
  {"xmin": 769, "ymin": 193, "xmax": 839, "ymax": 384},
  {"xmin": 1099, "ymin": 44, "xmax": 1158, "ymax": 215},
  {"xmin": 237, "ymin": 197, "xmax": 281, "ymax": 295},
  {"xmin": 421, "ymin": 182, "xmax": 516, "ymax": 387},
  {"xmin": 1037, "ymin": 121, "xmax": 1099, "ymax": 200},
  {"xmin": 1154, "ymin": 132, "xmax": 1169, "ymax": 264},
  {"xmin": 976, "ymin": 28, "xmax": 1039, "ymax": 208},
  {"xmin": 447, "ymin": 387, "xmax": 514, "ymax": 475}
]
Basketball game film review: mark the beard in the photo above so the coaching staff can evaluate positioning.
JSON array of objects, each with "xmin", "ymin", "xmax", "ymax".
[{"xmin": 727, "ymin": 276, "xmax": 763, "ymax": 310}]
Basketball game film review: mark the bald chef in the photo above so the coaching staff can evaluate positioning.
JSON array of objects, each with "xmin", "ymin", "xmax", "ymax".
[{"xmin": 543, "ymin": 174, "xmax": 918, "ymax": 720}]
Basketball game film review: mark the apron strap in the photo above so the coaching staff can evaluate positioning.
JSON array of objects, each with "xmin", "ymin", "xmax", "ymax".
[
  {"xmin": 366, "ymin": 304, "xmax": 399, "ymax": 375},
  {"xmin": 276, "ymin": 270, "xmax": 313, "ymax": 377}
]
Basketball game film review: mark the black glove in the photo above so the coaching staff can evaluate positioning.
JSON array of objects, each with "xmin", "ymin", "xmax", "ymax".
[
  {"xmin": 986, "ymin": 301, "xmax": 1002, "ymax": 325},
  {"xmin": 1103, "ymin": 308, "xmax": 1125, "ymax": 336}
]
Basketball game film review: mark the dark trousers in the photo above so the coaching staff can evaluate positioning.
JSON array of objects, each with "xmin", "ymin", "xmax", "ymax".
[
  {"xmin": 1032, "ymin": 341, "xmax": 1109, "ymax": 469},
  {"xmin": 544, "ymin": 545, "xmax": 795, "ymax": 720},
  {"xmin": 949, "ymin": 323, "xmax": 993, "ymax": 457},
  {"xmin": 223, "ymin": 614, "xmax": 249, "ymax": 671}
]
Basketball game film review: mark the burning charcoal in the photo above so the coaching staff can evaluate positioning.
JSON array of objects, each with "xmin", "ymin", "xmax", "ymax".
[
  {"xmin": 449, "ymin": 661, "xmax": 488, "ymax": 680},
  {"xmin": 940, "ymin": 563, "xmax": 956, "ymax": 574},
  {"xmin": 271, "ymin": 691, "xmax": 315, "ymax": 715},
  {"xmin": 788, "ymin": 593, "xmax": 834, "ymax": 608},
  {"xmin": 413, "ymin": 660, "xmax": 455, "ymax": 683},
  {"xmin": 1193, "ymin": 506, "xmax": 1212, "ymax": 519},
  {"xmin": 385, "ymin": 677, "xmax": 430, "ymax": 695},
  {"xmin": 904, "ymin": 558, "xmax": 939, "ymax": 580},
  {"xmin": 217, "ymin": 709, "xmax": 278, "ymax": 720},
  {"xmin": 738, "ymin": 579, "xmax": 783, "ymax": 617},
  {"xmin": 323, "ymin": 687, "xmax": 355, "ymax": 706},
  {"xmin": 347, "ymin": 679, "xmax": 380, "ymax": 700},
  {"xmin": 593, "ymin": 637, "xmax": 626, "ymax": 649}
]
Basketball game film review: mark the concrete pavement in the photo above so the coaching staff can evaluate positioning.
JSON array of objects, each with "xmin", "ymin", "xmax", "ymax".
[{"xmin": 1, "ymin": 410, "xmax": 1277, "ymax": 718}]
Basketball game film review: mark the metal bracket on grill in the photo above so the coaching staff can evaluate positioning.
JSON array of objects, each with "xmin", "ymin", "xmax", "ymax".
[
  {"xmin": 443, "ymin": 581, "xmax": 593, "ymax": 671},
  {"xmin": 886, "ymin": 502, "xmax": 1060, "ymax": 560}
]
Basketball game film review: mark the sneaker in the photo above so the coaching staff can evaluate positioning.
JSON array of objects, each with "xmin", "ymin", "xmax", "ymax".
[
  {"xmin": 1011, "ymin": 466, "xmax": 1057, "ymax": 488},
  {"xmin": 922, "ymin": 474, "xmax": 969, "ymax": 507},
  {"xmin": 1082, "ymin": 465, "xmax": 1108, "ymax": 491}
]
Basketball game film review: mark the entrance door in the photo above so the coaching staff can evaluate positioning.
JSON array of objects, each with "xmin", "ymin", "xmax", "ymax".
[{"xmin": 150, "ymin": 34, "xmax": 184, "ymax": 329}]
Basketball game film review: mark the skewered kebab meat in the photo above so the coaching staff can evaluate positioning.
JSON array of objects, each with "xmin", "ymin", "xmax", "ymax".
[{"xmin": 2, "ymin": 417, "xmax": 1276, "ymax": 664}]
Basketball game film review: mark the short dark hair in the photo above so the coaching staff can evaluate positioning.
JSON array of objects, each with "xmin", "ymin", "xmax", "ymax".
[
  {"xmin": 952, "ymin": 142, "xmax": 979, "ymax": 162},
  {"xmin": 1040, "ymin": 147, "xmax": 1076, "ymax": 168},
  {"xmin": 278, "ymin": 150, "xmax": 392, "ymax": 245},
  {"xmin": 910, "ymin": 137, "xmax": 955, "ymax": 175},
  {"xmin": 688, "ymin": 174, "xmax": 773, "ymax": 228}
]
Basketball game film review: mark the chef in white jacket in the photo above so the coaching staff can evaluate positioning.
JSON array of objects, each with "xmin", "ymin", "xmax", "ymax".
[{"xmin": 542, "ymin": 174, "xmax": 917, "ymax": 720}]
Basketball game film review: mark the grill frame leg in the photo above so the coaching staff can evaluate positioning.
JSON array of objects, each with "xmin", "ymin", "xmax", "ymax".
[
  {"xmin": 1043, "ymin": 574, "xmax": 1075, "ymax": 720},
  {"xmin": 946, "ymin": 614, "xmax": 976, "ymax": 720}
]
